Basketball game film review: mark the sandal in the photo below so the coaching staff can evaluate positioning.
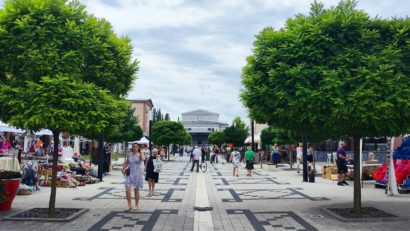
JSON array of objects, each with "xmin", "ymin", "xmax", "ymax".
[{"xmin": 124, "ymin": 207, "xmax": 132, "ymax": 212}]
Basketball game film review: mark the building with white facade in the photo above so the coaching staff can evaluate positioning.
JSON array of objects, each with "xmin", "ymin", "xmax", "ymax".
[{"xmin": 182, "ymin": 109, "xmax": 229, "ymax": 145}]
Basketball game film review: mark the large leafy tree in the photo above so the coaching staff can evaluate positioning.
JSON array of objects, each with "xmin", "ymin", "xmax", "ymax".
[
  {"xmin": 152, "ymin": 120, "xmax": 191, "ymax": 160},
  {"xmin": 1, "ymin": 77, "xmax": 127, "ymax": 214},
  {"xmin": 0, "ymin": 0, "xmax": 138, "ymax": 215},
  {"xmin": 241, "ymin": 0, "xmax": 410, "ymax": 215},
  {"xmin": 208, "ymin": 131, "xmax": 224, "ymax": 147},
  {"xmin": 223, "ymin": 117, "xmax": 249, "ymax": 147}
]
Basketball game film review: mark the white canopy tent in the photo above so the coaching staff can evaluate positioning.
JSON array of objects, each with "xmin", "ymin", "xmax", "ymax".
[
  {"xmin": 0, "ymin": 121, "xmax": 24, "ymax": 133},
  {"xmin": 35, "ymin": 129, "xmax": 53, "ymax": 136},
  {"xmin": 244, "ymin": 133, "xmax": 262, "ymax": 149},
  {"xmin": 133, "ymin": 137, "xmax": 151, "ymax": 145},
  {"xmin": 128, "ymin": 137, "xmax": 152, "ymax": 149}
]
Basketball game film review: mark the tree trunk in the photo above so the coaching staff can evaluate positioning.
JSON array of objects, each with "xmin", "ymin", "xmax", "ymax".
[
  {"xmin": 48, "ymin": 130, "xmax": 60, "ymax": 215},
  {"xmin": 353, "ymin": 136, "xmax": 362, "ymax": 216},
  {"xmin": 123, "ymin": 141, "xmax": 127, "ymax": 155},
  {"xmin": 97, "ymin": 136, "xmax": 104, "ymax": 181},
  {"xmin": 90, "ymin": 139, "xmax": 94, "ymax": 165},
  {"xmin": 302, "ymin": 135, "xmax": 308, "ymax": 182}
]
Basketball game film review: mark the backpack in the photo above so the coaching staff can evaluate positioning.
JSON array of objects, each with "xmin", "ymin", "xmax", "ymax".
[{"xmin": 24, "ymin": 162, "xmax": 36, "ymax": 180}]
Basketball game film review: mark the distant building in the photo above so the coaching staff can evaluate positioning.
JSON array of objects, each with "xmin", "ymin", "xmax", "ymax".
[
  {"xmin": 182, "ymin": 109, "xmax": 229, "ymax": 145},
  {"xmin": 128, "ymin": 99, "xmax": 154, "ymax": 136}
]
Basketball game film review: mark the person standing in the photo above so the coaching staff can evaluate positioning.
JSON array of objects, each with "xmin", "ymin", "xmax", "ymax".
[
  {"xmin": 191, "ymin": 146, "xmax": 201, "ymax": 172},
  {"xmin": 336, "ymin": 142, "xmax": 349, "ymax": 186},
  {"xmin": 307, "ymin": 144, "xmax": 315, "ymax": 171},
  {"xmin": 244, "ymin": 146, "xmax": 255, "ymax": 177},
  {"xmin": 296, "ymin": 143, "xmax": 303, "ymax": 173},
  {"xmin": 122, "ymin": 144, "xmax": 146, "ymax": 212},
  {"xmin": 145, "ymin": 148, "xmax": 160, "ymax": 197},
  {"xmin": 271, "ymin": 143, "xmax": 279, "ymax": 166},
  {"xmin": 22, "ymin": 160, "xmax": 40, "ymax": 190},
  {"xmin": 160, "ymin": 147, "xmax": 166, "ymax": 161},
  {"xmin": 230, "ymin": 147, "xmax": 241, "ymax": 177}
]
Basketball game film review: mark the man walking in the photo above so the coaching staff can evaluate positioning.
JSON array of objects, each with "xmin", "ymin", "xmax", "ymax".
[{"xmin": 191, "ymin": 146, "xmax": 201, "ymax": 173}]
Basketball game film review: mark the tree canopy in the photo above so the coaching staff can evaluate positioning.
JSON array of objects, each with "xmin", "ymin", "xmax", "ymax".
[
  {"xmin": 208, "ymin": 130, "xmax": 224, "ymax": 146},
  {"xmin": 2, "ymin": 76, "xmax": 127, "ymax": 135},
  {"xmin": 223, "ymin": 117, "xmax": 249, "ymax": 147},
  {"xmin": 152, "ymin": 120, "xmax": 191, "ymax": 146},
  {"xmin": 105, "ymin": 107, "xmax": 143, "ymax": 144},
  {"xmin": 0, "ymin": 0, "xmax": 138, "ymax": 97},
  {"xmin": 260, "ymin": 126, "xmax": 298, "ymax": 148},
  {"xmin": 241, "ymin": 0, "xmax": 410, "ymax": 139}
]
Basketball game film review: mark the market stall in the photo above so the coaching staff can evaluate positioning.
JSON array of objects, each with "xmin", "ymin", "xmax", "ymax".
[{"xmin": 373, "ymin": 136, "xmax": 410, "ymax": 193}]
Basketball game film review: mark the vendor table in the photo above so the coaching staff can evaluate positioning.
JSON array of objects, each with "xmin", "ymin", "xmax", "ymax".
[
  {"xmin": 0, "ymin": 157, "xmax": 20, "ymax": 172},
  {"xmin": 347, "ymin": 164, "xmax": 382, "ymax": 188}
]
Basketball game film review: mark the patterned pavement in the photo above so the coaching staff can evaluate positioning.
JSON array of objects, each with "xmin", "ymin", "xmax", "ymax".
[{"xmin": 1, "ymin": 156, "xmax": 410, "ymax": 230}]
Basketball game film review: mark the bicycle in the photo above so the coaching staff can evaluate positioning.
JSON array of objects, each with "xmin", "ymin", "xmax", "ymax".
[{"xmin": 200, "ymin": 159, "xmax": 207, "ymax": 173}]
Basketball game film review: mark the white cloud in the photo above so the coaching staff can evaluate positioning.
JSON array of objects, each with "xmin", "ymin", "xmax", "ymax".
[
  {"xmin": 181, "ymin": 34, "xmax": 251, "ymax": 71},
  {"xmin": 128, "ymin": 48, "xmax": 246, "ymax": 123}
]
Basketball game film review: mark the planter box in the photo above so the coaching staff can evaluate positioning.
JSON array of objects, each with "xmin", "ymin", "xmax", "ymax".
[{"xmin": 0, "ymin": 178, "xmax": 21, "ymax": 211}]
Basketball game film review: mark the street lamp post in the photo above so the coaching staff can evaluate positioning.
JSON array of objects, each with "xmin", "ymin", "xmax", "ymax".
[{"xmin": 149, "ymin": 108, "xmax": 154, "ymax": 156}]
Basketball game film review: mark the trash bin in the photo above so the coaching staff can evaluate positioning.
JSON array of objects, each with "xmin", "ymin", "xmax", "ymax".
[{"xmin": 308, "ymin": 166, "xmax": 315, "ymax": 183}]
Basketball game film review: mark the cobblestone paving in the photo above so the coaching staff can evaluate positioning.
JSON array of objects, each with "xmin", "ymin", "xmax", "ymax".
[{"xmin": 1, "ymin": 156, "xmax": 410, "ymax": 230}]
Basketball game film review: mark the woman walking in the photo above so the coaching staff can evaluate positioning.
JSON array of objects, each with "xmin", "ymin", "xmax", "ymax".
[
  {"xmin": 296, "ymin": 143, "xmax": 303, "ymax": 173},
  {"xmin": 244, "ymin": 146, "xmax": 255, "ymax": 177},
  {"xmin": 145, "ymin": 148, "xmax": 160, "ymax": 197},
  {"xmin": 122, "ymin": 144, "xmax": 146, "ymax": 212}
]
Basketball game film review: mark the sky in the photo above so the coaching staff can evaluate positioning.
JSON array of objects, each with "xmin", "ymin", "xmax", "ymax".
[{"xmin": 1, "ymin": 0, "xmax": 410, "ymax": 124}]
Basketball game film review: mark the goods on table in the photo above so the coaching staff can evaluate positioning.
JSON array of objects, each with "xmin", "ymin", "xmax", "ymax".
[
  {"xmin": 374, "ymin": 137, "xmax": 410, "ymax": 187},
  {"xmin": 17, "ymin": 184, "xmax": 32, "ymax": 195},
  {"xmin": 37, "ymin": 160, "xmax": 99, "ymax": 188}
]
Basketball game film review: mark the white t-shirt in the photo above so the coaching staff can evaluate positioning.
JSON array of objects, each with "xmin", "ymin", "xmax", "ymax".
[
  {"xmin": 193, "ymin": 148, "xmax": 202, "ymax": 160},
  {"xmin": 231, "ymin": 151, "xmax": 241, "ymax": 164},
  {"xmin": 296, "ymin": 147, "xmax": 303, "ymax": 159}
]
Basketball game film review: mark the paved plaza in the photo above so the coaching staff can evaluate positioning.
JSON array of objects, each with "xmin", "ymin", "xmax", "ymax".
[{"xmin": 1, "ymin": 156, "xmax": 410, "ymax": 231}]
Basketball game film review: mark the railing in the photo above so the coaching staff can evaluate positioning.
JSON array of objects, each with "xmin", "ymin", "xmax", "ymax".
[{"xmin": 314, "ymin": 151, "xmax": 389, "ymax": 163}]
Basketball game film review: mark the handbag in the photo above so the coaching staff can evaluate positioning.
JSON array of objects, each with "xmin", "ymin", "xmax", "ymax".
[
  {"xmin": 153, "ymin": 159, "xmax": 162, "ymax": 173},
  {"xmin": 123, "ymin": 155, "xmax": 130, "ymax": 176}
]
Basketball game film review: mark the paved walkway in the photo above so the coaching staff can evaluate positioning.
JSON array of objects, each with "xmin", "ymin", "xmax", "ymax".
[{"xmin": 1, "ymin": 156, "xmax": 410, "ymax": 230}]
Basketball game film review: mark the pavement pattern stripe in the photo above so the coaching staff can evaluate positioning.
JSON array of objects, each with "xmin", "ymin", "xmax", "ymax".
[{"xmin": 194, "ymin": 172, "xmax": 213, "ymax": 231}]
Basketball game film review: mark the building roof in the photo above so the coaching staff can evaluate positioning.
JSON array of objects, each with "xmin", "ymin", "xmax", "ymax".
[
  {"xmin": 128, "ymin": 99, "xmax": 154, "ymax": 108},
  {"xmin": 182, "ymin": 109, "xmax": 218, "ymax": 116}
]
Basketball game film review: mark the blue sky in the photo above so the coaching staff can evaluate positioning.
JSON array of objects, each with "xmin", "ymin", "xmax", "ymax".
[{"xmin": 2, "ymin": 0, "xmax": 410, "ymax": 124}]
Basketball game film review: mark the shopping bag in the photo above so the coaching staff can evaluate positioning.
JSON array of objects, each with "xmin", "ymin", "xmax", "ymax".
[{"xmin": 154, "ymin": 159, "xmax": 162, "ymax": 173}]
